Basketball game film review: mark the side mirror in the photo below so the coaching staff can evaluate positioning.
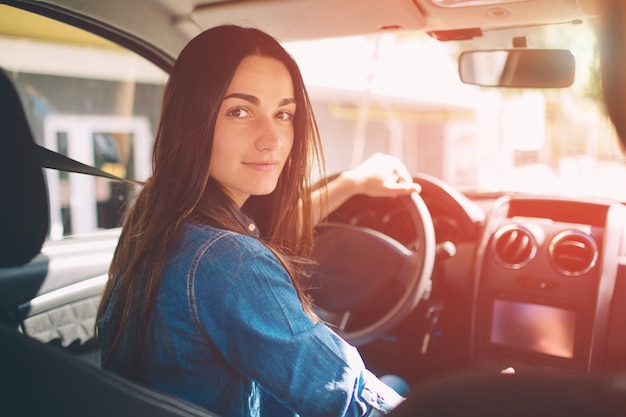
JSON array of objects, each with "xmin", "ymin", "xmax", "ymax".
[{"xmin": 458, "ymin": 49, "xmax": 575, "ymax": 88}]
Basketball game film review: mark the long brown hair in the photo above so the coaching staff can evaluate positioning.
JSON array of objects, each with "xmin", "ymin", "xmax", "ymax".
[{"xmin": 97, "ymin": 25, "xmax": 326, "ymax": 361}]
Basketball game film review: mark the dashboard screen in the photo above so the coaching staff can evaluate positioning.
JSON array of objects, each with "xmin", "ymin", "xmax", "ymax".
[{"xmin": 490, "ymin": 299, "xmax": 577, "ymax": 359}]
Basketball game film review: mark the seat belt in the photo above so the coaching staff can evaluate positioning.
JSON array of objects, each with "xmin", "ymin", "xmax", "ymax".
[{"xmin": 35, "ymin": 144, "xmax": 144, "ymax": 185}]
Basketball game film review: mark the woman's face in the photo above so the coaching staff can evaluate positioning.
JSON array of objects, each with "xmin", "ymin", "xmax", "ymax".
[{"xmin": 209, "ymin": 55, "xmax": 296, "ymax": 207}]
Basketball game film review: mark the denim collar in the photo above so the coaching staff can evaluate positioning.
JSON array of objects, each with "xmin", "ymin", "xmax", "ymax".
[{"xmin": 240, "ymin": 211, "xmax": 260, "ymax": 239}]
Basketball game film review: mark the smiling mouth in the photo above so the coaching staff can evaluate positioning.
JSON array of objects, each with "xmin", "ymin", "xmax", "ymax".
[{"xmin": 242, "ymin": 161, "xmax": 280, "ymax": 171}]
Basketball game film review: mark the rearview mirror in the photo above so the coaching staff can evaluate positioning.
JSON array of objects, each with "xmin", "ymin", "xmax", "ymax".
[{"xmin": 458, "ymin": 49, "xmax": 575, "ymax": 88}]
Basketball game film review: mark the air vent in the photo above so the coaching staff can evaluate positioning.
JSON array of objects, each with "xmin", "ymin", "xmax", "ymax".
[
  {"xmin": 491, "ymin": 224, "xmax": 537, "ymax": 269},
  {"xmin": 549, "ymin": 230, "xmax": 598, "ymax": 276}
]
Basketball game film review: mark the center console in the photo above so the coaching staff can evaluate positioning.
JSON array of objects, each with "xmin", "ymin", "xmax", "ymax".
[{"xmin": 470, "ymin": 195, "xmax": 626, "ymax": 375}]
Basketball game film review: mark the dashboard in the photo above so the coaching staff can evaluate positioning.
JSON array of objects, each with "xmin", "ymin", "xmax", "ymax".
[
  {"xmin": 327, "ymin": 174, "xmax": 626, "ymax": 379},
  {"xmin": 472, "ymin": 195, "xmax": 626, "ymax": 375}
]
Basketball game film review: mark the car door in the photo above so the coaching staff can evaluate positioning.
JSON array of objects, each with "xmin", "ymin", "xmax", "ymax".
[{"xmin": 0, "ymin": 3, "xmax": 167, "ymax": 362}]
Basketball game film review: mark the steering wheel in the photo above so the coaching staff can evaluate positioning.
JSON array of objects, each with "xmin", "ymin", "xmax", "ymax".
[{"xmin": 309, "ymin": 191, "xmax": 436, "ymax": 346}]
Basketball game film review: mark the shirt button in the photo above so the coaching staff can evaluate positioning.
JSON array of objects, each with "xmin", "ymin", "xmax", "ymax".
[{"xmin": 248, "ymin": 223, "xmax": 256, "ymax": 232}]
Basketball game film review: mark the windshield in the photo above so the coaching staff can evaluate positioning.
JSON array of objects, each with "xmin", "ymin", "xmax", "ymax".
[
  {"xmin": 285, "ymin": 17, "xmax": 625, "ymax": 201},
  {"xmin": 3, "ymin": 3, "xmax": 622, "ymax": 243}
]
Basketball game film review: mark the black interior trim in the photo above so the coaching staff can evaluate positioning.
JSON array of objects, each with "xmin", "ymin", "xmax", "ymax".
[{"xmin": 0, "ymin": 323, "xmax": 221, "ymax": 417}]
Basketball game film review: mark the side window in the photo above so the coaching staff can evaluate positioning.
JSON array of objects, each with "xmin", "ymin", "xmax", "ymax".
[{"xmin": 0, "ymin": 5, "xmax": 167, "ymax": 239}]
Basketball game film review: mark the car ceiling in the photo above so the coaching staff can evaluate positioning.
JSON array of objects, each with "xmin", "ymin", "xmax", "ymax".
[{"xmin": 4, "ymin": 0, "xmax": 600, "ymax": 65}]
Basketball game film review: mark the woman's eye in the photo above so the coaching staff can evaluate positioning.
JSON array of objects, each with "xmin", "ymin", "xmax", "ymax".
[
  {"xmin": 276, "ymin": 111, "xmax": 293, "ymax": 122},
  {"xmin": 227, "ymin": 108, "xmax": 249, "ymax": 118}
]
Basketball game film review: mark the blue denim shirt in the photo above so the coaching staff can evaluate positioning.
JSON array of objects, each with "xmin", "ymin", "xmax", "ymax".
[{"xmin": 98, "ymin": 222, "xmax": 404, "ymax": 417}]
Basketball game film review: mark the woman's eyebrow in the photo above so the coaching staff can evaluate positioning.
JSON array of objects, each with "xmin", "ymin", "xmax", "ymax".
[
  {"xmin": 224, "ymin": 93, "xmax": 259, "ymax": 105},
  {"xmin": 224, "ymin": 93, "xmax": 296, "ymax": 107},
  {"xmin": 279, "ymin": 98, "xmax": 296, "ymax": 106}
]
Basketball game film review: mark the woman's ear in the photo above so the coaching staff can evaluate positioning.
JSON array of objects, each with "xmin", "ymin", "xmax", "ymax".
[{"xmin": 600, "ymin": 0, "xmax": 626, "ymax": 151}]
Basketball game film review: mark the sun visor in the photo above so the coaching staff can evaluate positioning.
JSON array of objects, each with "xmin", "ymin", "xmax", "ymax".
[{"xmin": 190, "ymin": 0, "xmax": 426, "ymax": 43}]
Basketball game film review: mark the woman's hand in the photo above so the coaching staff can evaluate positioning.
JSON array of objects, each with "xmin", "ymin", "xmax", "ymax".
[
  {"xmin": 312, "ymin": 153, "xmax": 421, "ymax": 224},
  {"xmin": 338, "ymin": 153, "xmax": 421, "ymax": 198}
]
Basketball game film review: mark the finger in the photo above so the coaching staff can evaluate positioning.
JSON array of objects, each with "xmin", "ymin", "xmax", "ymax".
[
  {"xmin": 381, "ymin": 180, "xmax": 422, "ymax": 195},
  {"xmin": 394, "ymin": 163, "xmax": 414, "ymax": 184}
]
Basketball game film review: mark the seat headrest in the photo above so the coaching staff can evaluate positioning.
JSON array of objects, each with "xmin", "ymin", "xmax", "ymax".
[{"xmin": 0, "ymin": 69, "xmax": 49, "ymax": 267}]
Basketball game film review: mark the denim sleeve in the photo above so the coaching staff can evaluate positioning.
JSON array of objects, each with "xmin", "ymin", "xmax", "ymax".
[{"xmin": 188, "ymin": 233, "xmax": 404, "ymax": 417}]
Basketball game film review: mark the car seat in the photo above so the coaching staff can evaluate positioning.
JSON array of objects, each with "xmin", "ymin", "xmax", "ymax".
[
  {"xmin": 0, "ymin": 69, "xmax": 49, "ymax": 268},
  {"xmin": 0, "ymin": 68, "xmax": 220, "ymax": 417}
]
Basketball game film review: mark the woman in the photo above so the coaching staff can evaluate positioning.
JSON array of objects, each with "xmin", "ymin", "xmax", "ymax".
[{"xmin": 97, "ymin": 25, "xmax": 417, "ymax": 417}]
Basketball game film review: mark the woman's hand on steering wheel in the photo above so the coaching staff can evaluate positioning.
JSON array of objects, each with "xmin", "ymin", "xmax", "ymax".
[{"xmin": 339, "ymin": 153, "xmax": 422, "ymax": 198}]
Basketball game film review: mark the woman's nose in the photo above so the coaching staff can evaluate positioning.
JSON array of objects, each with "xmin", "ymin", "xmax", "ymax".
[{"xmin": 256, "ymin": 117, "xmax": 281, "ymax": 151}]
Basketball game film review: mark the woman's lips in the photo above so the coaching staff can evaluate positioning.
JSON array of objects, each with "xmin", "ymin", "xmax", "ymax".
[{"xmin": 242, "ymin": 160, "xmax": 280, "ymax": 171}]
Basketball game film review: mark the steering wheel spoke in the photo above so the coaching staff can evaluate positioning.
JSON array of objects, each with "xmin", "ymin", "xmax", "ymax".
[
  {"xmin": 315, "ymin": 309, "xmax": 353, "ymax": 332},
  {"xmin": 310, "ymin": 191, "xmax": 436, "ymax": 346}
]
